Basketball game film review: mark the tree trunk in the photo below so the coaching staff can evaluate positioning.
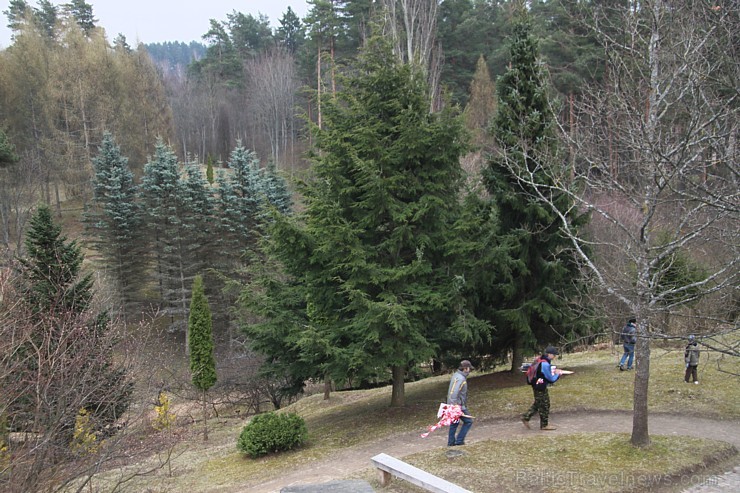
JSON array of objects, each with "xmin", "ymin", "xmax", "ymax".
[
  {"xmin": 510, "ymin": 342, "xmax": 524, "ymax": 373},
  {"xmin": 316, "ymin": 42, "xmax": 322, "ymax": 130},
  {"xmin": 180, "ymin": 255, "xmax": 189, "ymax": 355},
  {"xmin": 390, "ymin": 365, "xmax": 405, "ymax": 407},
  {"xmin": 202, "ymin": 389, "xmax": 208, "ymax": 441},
  {"xmin": 631, "ymin": 322, "xmax": 650, "ymax": 447},
  {"xmin": 323, "ymin": 374, "xmax": 331, "ymax": 400},
  {"xmin": 628, "ymin": 0, "xmax": 662, "ymax": 449}
]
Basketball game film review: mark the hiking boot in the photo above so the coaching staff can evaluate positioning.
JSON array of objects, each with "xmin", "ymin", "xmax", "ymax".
[
  {"xmin": 619, "ymin": 365, "xmax": 625, "ymax": 371},
  {"xmin": 540, "ymin": 425, "xmax": 557, "ymax": 431},
  {"xmin": 521, "ymin": 418, "xmax": 531, "ymax": 430}
]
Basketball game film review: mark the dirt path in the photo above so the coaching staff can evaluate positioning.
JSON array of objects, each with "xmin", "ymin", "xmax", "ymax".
[{"xmin": 223, "ymin": 411, "xmax": 740, "ymax": 493}]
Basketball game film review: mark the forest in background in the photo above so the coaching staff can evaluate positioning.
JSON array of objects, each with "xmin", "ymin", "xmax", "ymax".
[{"xmin": 1, "ymin": 0, "xmax": 602, "ymax": 233}]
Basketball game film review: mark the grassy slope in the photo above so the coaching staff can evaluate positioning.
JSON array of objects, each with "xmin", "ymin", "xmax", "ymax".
[{"xmin": 88, "ymin": 345, "xmax": 739, "ymax": 492}]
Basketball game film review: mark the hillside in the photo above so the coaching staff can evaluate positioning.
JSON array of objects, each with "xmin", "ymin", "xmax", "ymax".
[{"xmin": 76, "ymin": 345, "xmax": 740, "ymax": 492}]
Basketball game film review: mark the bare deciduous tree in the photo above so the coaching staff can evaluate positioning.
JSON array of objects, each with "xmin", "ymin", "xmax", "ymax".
[
  {"xmin": 0, "ymin": 270, "xmax": 188, "ymax": 493},
  {"xmin": 0, "ymin": 151, "xmax": 42, "ymax": 254},
  {"xmin": 0, "ymin": 267, "xmax": 129, "ymax": 491},
  {"xmin": 505, "ymin": 1, "xmax": 738, "ymax": 447},
  {"xmin": 246, "ymin": 46, "xmax": 299, "ymax": 171},
  {"xmin": 379, "ymin": 0, "xmax": 442, "ymax": 111}
]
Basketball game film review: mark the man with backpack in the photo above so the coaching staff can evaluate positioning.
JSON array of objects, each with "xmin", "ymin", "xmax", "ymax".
[
  {"xmin": 619, "ymin": 318, "xmax": 637, "ymax": 371},
  {"xmin": 522, "ymin": 346, "xmax": 562, "ymax": 431}
]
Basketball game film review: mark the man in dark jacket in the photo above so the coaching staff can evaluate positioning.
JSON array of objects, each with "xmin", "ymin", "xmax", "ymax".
[
  {"xmin": 522, "ymin": 346, "xmax": 561, "ymax": 431},
  {"xmin": 619, "ymin": 318, "xmax": 637, "ymax": 371},
  {"xmin": 684, "ymin": 334, "xmax": 700, "ymax": 384}
]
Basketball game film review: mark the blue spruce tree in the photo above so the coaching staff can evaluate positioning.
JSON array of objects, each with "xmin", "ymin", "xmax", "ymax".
[{"xmin": 86, "ymin": 132, "xmax": 146, "ymax": 319}]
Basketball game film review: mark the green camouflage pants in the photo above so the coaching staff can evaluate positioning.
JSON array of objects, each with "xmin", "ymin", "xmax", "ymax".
[{"xmin": 522, "ymin": 388, "xmax": 550, "ymax": 428}]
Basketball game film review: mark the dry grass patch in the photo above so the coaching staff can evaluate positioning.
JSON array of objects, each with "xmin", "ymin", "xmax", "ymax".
[{"xmin": 357, "ymin": 433, "xmax": 737, "ymax": 493}]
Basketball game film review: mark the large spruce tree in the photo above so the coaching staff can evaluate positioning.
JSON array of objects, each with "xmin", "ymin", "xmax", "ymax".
[
  {"xmin": 245, "ymin": 34, "xmax": 469, "ymax": 407},
  {"xmin": 140, "ymin": 142, "xmax": 222, "ymax": 346},
  {"xmin": 215, "ymin": 143, "xmax": 263, "ymax": 265},
  {"xmin": 180, "ymin": 159, "xmax": 215, "ymax": 283},
  {"xmin": 86, "ymin": 132, "xmax": 146, "ymax": 318},
  {"xmin": 139, "ymin": 139, "xmax": 182, "ymax": 321},
  {"xmin": 484, "ymin": 4, "xmax": 591, "ymax": 370}
]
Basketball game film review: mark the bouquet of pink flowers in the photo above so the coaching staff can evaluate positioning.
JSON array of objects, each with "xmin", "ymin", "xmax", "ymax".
[{"xmin": 420, "ymin": 403, "xmax": 464, "ymax": 438}]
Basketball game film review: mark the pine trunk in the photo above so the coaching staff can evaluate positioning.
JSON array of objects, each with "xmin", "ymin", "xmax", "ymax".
[
  {"xmin": 510, "ymin": 342, "xmax": 524, "ymax": 373},
  {"xmin": 202, "ymin": 389, "xmax": 209, "ymax": 441},
  {"xmin": 390, "ymin": 365, "xmax": 405, "ymax": 407},
  {"xmin": 323, "ymin": 375, "xmax": 331, "ymax": 400}
]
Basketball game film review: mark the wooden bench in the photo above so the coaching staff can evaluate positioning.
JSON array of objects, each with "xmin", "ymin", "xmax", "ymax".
[{"xmin": 370, "ymin": 453, "xmax": 473, "ymax": 493}]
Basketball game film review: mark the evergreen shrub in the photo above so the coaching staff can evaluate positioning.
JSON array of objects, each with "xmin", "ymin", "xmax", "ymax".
[{"xmin": 237, "ymin": 412, "xmax": 307, "ymax": 458}]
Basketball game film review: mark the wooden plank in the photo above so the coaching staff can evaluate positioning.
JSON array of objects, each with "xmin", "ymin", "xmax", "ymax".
[{"xmin": 370, "ymin": 453, "xmax": 473, "ymax": 493}]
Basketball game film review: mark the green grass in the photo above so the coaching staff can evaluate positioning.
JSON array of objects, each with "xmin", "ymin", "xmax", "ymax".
[{"xmin": 82, "ymin": 346, "xmax": 739, "ymax": 492}]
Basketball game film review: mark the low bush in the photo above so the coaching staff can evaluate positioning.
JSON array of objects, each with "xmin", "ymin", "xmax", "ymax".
[{"xmin": 237, "ymin": 412, "xmax": 307, "ymax": 458}]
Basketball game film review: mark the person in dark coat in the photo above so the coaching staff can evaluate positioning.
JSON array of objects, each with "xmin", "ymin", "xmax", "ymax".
[{"xmin": 684, "ymin": 334, "xmax": 700, "ymax": 384}]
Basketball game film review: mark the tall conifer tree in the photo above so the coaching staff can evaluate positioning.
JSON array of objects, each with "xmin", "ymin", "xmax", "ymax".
[
  {"xmin": 139, "ymin": 139, "xmax": 191, "ymax": 339},
  {"xmin": 180, "ymin": 159, "xmax": 215, "ymax": 281},
  {"xmin": 484, "ymin": 4, "xmax": 590, "ymax": 370},
  {"xmin": 86, "ymin": 132, "xmax": 146, "ymax": 318},
  {"xmin": 218, "ymin": 143, "xmax": 262, "ymax": 256},
  {"xmin": 245, "ymin": 33, "xmax": 469, "ymax": 407}
]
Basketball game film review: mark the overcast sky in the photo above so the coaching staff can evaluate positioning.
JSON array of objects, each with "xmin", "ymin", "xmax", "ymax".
[{"xmin": 0, "ymin": 0, "xmax": 310, "ymax": 48}]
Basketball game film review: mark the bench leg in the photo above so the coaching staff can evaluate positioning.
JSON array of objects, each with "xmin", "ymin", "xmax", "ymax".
[{"xmin": 376, "ymin": 468, "xmax": 392, "ymax": 487}]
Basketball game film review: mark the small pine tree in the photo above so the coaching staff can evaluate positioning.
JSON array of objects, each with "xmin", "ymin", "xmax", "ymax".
[
  {"xmin": 206, "ymin": 156, "xmax": 215, "ymax": 184},
  {"xmin": 188, "ymin": 275, "xmax": 216, "ymax": 440},
  {"xmin": 20, "ymin": 204, "xmax": 93, "ymax": 315}
]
